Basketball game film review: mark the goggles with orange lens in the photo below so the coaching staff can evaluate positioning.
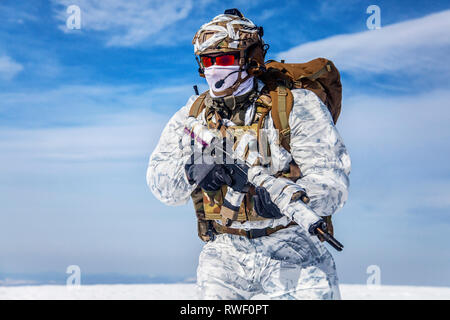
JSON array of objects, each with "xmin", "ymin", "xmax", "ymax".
[{"xmin": 200, "ymin": 53, "xmax": 239, "ymax": 68}]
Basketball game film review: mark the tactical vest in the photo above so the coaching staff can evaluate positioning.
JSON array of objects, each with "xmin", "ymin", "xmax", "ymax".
[
  {"xmin": 190, "ymin": 58, "xmax": 341, "ymax": 241},
  {"xmin": 189, "ymin": 87, "xmax": 304, "ymax": 241}
]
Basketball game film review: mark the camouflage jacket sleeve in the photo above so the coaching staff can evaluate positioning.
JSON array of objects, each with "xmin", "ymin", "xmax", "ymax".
[
  {"xmin": 146, "ymin": 96, "xmax": 197, "ymax": 206},
  {"xmin": 289, "ymin": 89, "xmax": 351, "ymax": 217}
]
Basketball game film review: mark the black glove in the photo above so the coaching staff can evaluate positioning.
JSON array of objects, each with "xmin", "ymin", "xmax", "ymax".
[
  {"xmin": 253, "ymin": 186, "xmax": 284, "ymax": 219},
  {"xmin": 185, "ymin": 163, "xmax": 232, "ymax": 191},
  {"xmin": 224, "ymin": 163, "xmax": 249, "ymax": 193}
]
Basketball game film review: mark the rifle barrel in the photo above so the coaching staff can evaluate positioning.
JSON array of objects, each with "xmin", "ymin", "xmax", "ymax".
[{"xmin": 317, "ymin": 228, "xmax": 344, "ymax": 251}]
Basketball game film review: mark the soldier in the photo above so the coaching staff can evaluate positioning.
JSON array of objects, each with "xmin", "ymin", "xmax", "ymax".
[{"xmin": 147, "ymin": 9, "xmax": 351, "ymax": 299}]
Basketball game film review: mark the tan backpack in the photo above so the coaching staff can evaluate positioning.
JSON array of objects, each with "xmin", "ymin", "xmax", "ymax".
[{"xmin": 257, "ymin": 57, "xmax": 342, "ymax": 151}]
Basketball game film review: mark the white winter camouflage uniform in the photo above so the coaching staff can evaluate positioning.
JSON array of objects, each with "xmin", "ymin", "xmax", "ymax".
[{"xmin": 147, "ymin": 83, "xmax": 351, "ymax": 299}]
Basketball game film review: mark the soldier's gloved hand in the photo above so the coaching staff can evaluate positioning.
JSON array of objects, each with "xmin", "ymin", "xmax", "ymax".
[
  {"xmin": 253, "ymin": 186, "xmax": 284, "ymax": 219},
  {"xmin": 185, "ymin": 163, "xmax": 232, "ymax": 191},
  {"xmin": 224, "ymin": 163, "xmax": 249, "ymax": 192}
]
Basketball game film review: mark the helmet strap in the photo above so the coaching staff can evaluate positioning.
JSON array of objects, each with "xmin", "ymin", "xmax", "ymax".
[{"xmin": 195, "ymin": 56, "xmax": 205, "ymax": 78}]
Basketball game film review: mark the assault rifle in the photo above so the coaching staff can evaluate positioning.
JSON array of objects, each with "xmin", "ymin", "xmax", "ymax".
[{"xmin": 184, "ymin": 117, "xmax": 344, "ymax": 251}]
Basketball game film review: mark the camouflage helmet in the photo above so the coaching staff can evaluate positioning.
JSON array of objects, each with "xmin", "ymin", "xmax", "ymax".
[
  {"xmin": 192, "ymin": 9, "xmax": 264, "ymax": 57},
  {"xmin": 192, "ymin": 9, "xmax": 268, "ymax": 90}
]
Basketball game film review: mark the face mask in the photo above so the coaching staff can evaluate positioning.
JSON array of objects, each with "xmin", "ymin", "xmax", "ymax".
[{"xmin": 204, "ymin": 65, "xmax": 253, "ymax": 98}]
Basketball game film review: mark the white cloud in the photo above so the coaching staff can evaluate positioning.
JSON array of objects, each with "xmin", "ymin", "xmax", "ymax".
[
  {"xmin": 254, "ymin": 9, "xmax": 277, "ymax": 22},
  {"xmin": 275, "ymin": 9, "xmax": 450, "ymax": 221},
  {"xmin": 0, "ymin": 3, "xmax": 40, "ymax": 24},
  {"xmin": 0, "ymin": 55, "xmax": 23, "ymax": 80},
  {"xmin": 339, "ymin": 89, "xmax": 450, "ymax": 150},
  {"xmin": 0, "ymin": 83, "xmax": 196, "ymax": 127},
  {"xmin": 0, "ymin": 111, "xmax": 164, "ymax": 163},
  {"xmin": 0, "ymin": 82, "xmax": 195, "ymax": 170},
  {"xmin": 336, "ymin": 88, "xmax": 450, "ymax": 221},
  {"xmin": 52, "ymin": 0, "xmax": 193, "ymax": 47},
  {"xmin": 278, "ymin": 10, "xmax": 450, "ymax": 76}
]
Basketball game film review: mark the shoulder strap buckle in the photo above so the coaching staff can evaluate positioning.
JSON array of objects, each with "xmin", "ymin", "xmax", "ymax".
[{"xmin": 280, "ymin": 127, "xmax": 290, "ymax": 136}]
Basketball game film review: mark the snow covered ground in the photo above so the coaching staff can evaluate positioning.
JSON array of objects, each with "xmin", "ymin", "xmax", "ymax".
[{"xmin": 1, "ymin": 283, "xmax": 450, "ymax": 300}]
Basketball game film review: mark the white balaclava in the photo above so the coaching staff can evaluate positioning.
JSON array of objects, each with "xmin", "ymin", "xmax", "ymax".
[{"xmin": 204, "ymin": 65, "xmax": 254, "ymax": 98}]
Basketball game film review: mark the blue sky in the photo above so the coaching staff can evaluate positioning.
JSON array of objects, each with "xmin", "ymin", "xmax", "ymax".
[{"xmin": 1, "ymin": 0, "xmax": 450, "ymax": 287}]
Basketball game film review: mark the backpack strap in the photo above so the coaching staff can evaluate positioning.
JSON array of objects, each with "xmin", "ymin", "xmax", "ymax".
[
  {"xmin": 264, "ymin": 85, "xmax": 336, "ymax": 238},
  {"xmin": 269, "ymin": 86, "xmax": 294, "ymax": 152},
  {"xmin": 189, "ymin": 91, "xmax": 208, "ymax": 117}
]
